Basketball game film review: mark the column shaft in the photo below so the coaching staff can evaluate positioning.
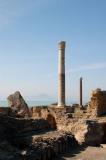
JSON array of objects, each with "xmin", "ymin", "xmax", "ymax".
[
  {"xmin": 80, "ymin": 77, "xmax": 83, "ymax": 106},
  {"xmin": 58, "ymin": 41, "xmax": 66, "ymax": 107}
]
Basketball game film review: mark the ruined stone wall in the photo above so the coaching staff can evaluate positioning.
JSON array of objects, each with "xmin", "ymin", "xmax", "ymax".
[
  {"xmin": 88, "ymin": 89, "xmax": 106, "ymax": 116},
  {"xmin": 30, "ymin": 106, "xmax": 104, "ymax": 145},
  {"xmin": 30, "ymin": 106, "xmax": 73, "ymax": 128}
]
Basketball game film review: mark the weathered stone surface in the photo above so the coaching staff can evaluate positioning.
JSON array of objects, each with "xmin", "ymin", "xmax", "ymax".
[
  {"xmin": 74, "ymin": 120, "xmax": 103, "ymax": 145},
  {"xmin": 7, "ymin": 91, "xmax": 30, "ymax": 117},
  {"xmin": 56, "ymin": 118, "xmax": 103, "ymax": 145},
  {"xmin": 87, "ymin": 89, "xmax": 106, "ymax": 117},
  {"xmin": 30, "ymin": 106, "xmax": 104, "ymax": 145}
]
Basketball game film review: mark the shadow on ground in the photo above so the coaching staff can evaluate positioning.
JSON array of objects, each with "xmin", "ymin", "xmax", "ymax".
[{"xmin": 54, "ymin": 145, "xmax": 87, "ymax": 160}]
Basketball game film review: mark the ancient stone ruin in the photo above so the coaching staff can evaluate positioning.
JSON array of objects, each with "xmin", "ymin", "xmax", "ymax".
[
  {"xmin": 0, "ymin": 42, "xmax": 106, "ymax": 159},
  {"xmin": 0, "ymin": 90, "xmax": 106, "ymax": 159}
]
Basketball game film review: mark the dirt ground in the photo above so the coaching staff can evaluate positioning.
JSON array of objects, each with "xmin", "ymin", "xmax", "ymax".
[{"xmin": 54, "ymin": 145, "xmax": 106, "ymax": 160}]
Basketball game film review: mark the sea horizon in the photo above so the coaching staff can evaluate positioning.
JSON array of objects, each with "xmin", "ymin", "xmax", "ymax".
[{"xmin": 0, "ymin": 100, "xmax": 88, "ymax": 107}]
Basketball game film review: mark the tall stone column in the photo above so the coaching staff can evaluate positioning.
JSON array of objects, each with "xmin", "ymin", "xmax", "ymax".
[
  {"xmin": 80, "ymin": 77, "xmax": 83, "ymax": 106},
  {"xmin": 58, "ymin": 41, "xmax": 66, "ymax": 107}
]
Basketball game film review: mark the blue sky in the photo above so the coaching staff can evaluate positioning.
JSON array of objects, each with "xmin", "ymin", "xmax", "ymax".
[{"xmin": 0, "ymin": 0, "xmax": 106, "ymax": 103}]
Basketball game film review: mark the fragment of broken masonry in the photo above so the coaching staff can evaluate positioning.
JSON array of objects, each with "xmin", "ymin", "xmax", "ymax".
[{"xmin": 0, "ymin": 42, "xmax": 106, "ymax": 160}]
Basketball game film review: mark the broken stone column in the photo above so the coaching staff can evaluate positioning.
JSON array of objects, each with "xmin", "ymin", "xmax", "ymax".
[
  {"xmin": 80, "ymin": 77, "xmax": 83, "ymax": 106},
  {"xmin": 58, "ymin": 41, "xmax": 66, "ymax": 107}
]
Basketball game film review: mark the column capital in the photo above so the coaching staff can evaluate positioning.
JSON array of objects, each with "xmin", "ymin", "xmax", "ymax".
[{"xmin": 58, "ymin": 41, "xmax": 66, "ymax": 50}]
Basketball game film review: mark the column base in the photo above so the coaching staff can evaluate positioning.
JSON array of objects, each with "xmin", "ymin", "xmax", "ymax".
[{"xmin": 57, "ymin": 104, "xmax": 66, "ymax": 108}]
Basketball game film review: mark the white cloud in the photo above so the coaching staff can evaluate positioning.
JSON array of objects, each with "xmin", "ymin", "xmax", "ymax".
[
  {"xmin": 67, "ymin": 62, "xmax": 106, "ymax": 73},
  {"xmin": 45, "ymin": 62, "xmax": 106, "ymax": 78}
]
